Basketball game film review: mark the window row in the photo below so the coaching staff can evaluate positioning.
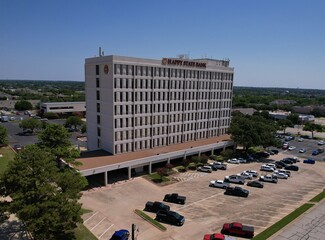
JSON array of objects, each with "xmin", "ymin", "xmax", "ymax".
[
  {"xmin": 114, "ymin": 78, "xmax": 233, "ymax": 90},
  {"xmin": 113, "ymin": 64, "xmax": 233, "ymax": 81}
]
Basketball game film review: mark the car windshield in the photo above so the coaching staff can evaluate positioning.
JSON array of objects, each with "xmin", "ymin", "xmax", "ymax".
[{"xmin": 170, "ymin": 211, "xmax": 180, "ymax": 218}]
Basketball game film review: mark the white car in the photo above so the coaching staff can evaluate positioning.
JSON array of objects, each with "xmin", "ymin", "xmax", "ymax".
[
  {"xmin": 299, "ymin": 148, "xmax": 306, "ymax": 153},
  {"xmin": 318, "ymin": 140, "xmax": 325, "ymax": 145},
  {"xmin": 209, "ymin": 180, "xmax": 230, "ymax": 189},
  {"xmin": 266, "ymin": 163, "xmax": 277, "ymax": 169},
  {"xmin": 259, "ymin": 174, "xmax": 278, "ymax": 183},
  {"xmin": 237, "ymin": 172, "xmax": 253, "ymax": 180},
  {"xmin": 224, "ymin": 175, "xmax": 245, "ymax": 184},
  {"xmin": 272, "ymin": 172, "xmax": 288, "ymax": 179},
  {"xmin": 197, "ymin": 166, "xmax": 212, "ymax": 173},
  {"xmin": 244, "ymin": 170, "xmax": 259, "ymax": 177},
  {"xmin": 238, "ymin": 158, "xmax": 247, "ymax": 163},
  {"xmin": 260, "ymin": 165, "xmax": 275, "ymax": 172},
  {"xmin": 288, "ymin": 146, "xmax": 296, "ymax": 151},
  {"xmin": 227, "ymin": 158, "xmax": 240, "ymax": 164},
  {"xmin": 298, "ymin": 138, "xmax": 304, "ymax": 142},
  {"xmin": 275, "ymin": 169, "xmax": 291, "ymax": 177}
]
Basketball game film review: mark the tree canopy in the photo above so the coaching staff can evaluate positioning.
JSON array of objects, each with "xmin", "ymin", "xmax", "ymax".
[
  {"xmin": 19, "ymin": 118, "xmax": 42, "ymax": 133},
  {"xmin": 0, "ymin": 125, "xmax": 8, "ymax": 146},
  {"xmin": 303, "ymin": 123, "xmax": 325, "ymax": 138},
  {"xmin": 228, "ymin": 112, "xmax": 278, "ymax": 151},
  {"xmin": 14, "ymin": 100, "xmax": 33, "ymax": 111},
  {"xmin": 65, "ymin": 116, "xmax": 83, "ymax": 130},
  {"xmin": 277, "ymin": 119, "xmax": 293, "ymax": 134},
  {"xmin": 37, "ymin": 124, "xmax": 80, "ymax": 164},
  {"xmin": 0, "ymin": 145, "xmax": 87, "ymax": 239}
]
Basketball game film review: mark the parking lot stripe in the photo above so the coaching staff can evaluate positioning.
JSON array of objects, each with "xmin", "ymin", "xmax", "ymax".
[
  {"xmin": 99, "ymin": 224, "xmax": 114, "ymax": 239},
  {"xmin": 176, "ymin": 192, "xmax": 223, "ymax": 211},
  {"xmin": 84, "ymin": 211, "xmax": 98, "ymax": 223},
  {"xmin": 90, "ymin": 217, "xmax": 106, "ymax": 231}
]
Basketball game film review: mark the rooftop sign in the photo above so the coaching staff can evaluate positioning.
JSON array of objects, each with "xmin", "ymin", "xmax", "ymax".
[{"xmin": 162, "ymin": 58, "xmax": 206, "ymax": 68}]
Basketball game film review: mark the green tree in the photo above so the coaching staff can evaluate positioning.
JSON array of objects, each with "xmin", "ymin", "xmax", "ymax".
[
  {"xmin": 81, "ymin": 123, "xmax": 87, "ymax": 134},
  {"xmin": 65, "ymin": 116, "xmax": 83, "ymax": 130},
  {"xmin": 0, "ymin": 125, "xmax": 9, "ymax": 146},
  {"xmin": 277, "ymin": 119, "xmax": 293, "ymax": 134},
  {"xmin": 0, "ymin": 145, "xmax": 87, "ymax": 239},
  {"xmin": 14, "ymin": 100, "xmax": 33, "ymax": 111},
  {"xmin": 303, "ymin": 123, "xmax": 325, "ymax": 139},
  {"xmin": 37, "ymin": 124, "xmax": 80, "ymax": 165},
  {"xmin": 287, "ymin": 113, "xmax": 299, "ymax": 125},
  {"xmin": 19, "ymin": 118, "xmax": 42, "ymax": 133}
]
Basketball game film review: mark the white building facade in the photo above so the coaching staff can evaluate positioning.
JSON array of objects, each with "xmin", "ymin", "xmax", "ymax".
[
  {"xmin": 85, "ymin": 55, "xmax": 234, "ymax": 155},
  {"xmin": 40, "ymin": 102, "xmax": 86, "ymax": 114}
]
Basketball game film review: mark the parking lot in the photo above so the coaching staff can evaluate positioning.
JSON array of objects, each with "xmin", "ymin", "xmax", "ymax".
[{"xmin": 80, "ymin": 152, "xmax": 325, "ymax": 240}]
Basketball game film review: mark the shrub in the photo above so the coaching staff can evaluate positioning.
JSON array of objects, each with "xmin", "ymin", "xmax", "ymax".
[
  {"xmin": 44, "ymin": 112, "xmax": 59, "ymax": 119},
  {"xmin": 200, "ymin": 155, "xmax": 209, "ymax": 164},
  {"xmin": 191, "ymin": 156, "xmax": 200, "ymax": 164},
  {"xmin": 188, "ymin": 162, "xmax": 197, "ymax": 170},
  {"xmin": 209, "ymin": 155, "xmax": 217, "ymax": 160},
  {"xmin": 182, "ymin": 158, "xmax": 190, "ymax": 168},
  {"xmin": 177, "ymin": 166, "xmax": 186, "ymax": 172},
  {"xmin": 220, "ymin": 149, "xmax": 233, "ymax": 159}
]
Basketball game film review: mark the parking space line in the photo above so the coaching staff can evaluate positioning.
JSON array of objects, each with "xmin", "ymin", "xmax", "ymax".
[
  {"xmin": 84, "ymin": 211, "xmax": 98, "ymax": 223},
  {"xmin": 90, "ymin": 217, "xmax": 106, "ymax": 231},
  {"xmin": 176, "ymin": 192, "xmax": 223, "ymax": 210},
  {"xmin": 254, "ymin": 213, "xmax": 281, "ymax": 219},
  {"xmin": 99, "ymin": 224, "xmax": 114, "ymax": 239}
]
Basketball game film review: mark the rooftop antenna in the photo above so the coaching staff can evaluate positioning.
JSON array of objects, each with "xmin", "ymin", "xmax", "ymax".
[{"xmin": 98, "ymin": 47, "xmax": 104, "ymax": 57}]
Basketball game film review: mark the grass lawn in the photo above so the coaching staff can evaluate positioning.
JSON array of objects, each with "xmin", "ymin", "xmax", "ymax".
[
  {"xmin": 74, "ymin": 223, "xmax": 98, "ymax": 240},
  {"xmin": 309, "ymin": 190, "xmax": 325, "ymax": 203},
  {"xmin": 147, "ymin": 172, "xmax": 170, "ymax": 183},
  {"xmin": 134, "ymin": 209, "xmax": 167, "ymax": 231},
  {"xmin": 0, "ymin": 147, "xmax": 15, "ymax": 175},
  {"xmin": 253, "ymin": 203, "xmax": 314, "ymax": 240}
]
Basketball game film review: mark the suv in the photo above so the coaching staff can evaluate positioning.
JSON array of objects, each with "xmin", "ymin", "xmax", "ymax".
[
  {"xmin": 209, "ymin": 162, "xmax": 227, "ymax": 170},
  {"xmin": 144, "ymin": 201, "xmax": 170, "ymax": 213},
  {"xmin": 156, "ymin": 210, "xmax": 185, "ymax": 226},
  {"xmin": 259, "ymin": 175, "xmax": 278, "ymax": 183},
  {"xmin": 260, "ymin": 165, "xmax": 275, "ymax": 172},
  {"xmin": 224, "ymin": 186, "xmax": 249, "ymax": 197},
  {"xmin": 197, "ymin": 165, "xmax": 212, "ymax": 173},
  {"xmin": 224, "ymin": 175, "xmax": 245, "ymax": 184}
]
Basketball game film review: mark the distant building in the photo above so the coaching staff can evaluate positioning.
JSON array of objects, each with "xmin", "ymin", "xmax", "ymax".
[
  {"xmin": 40, "ymin": 102, "xmax": 86, "ymax": 114},
  {"xmin": 292, "ymin": 105, "xmax": 325, "ymax": 115},
  {"xmin": 232, "ymin": 108, "xmax": 256, "ymax": 116},
  {"xmin": 270, "ymin": 99, "xmax": 296, "ymax": 105},
  {"xmin": 269, "ymin": 111, "xmax": 290, "ymax": 120},
  {"xmin": 298, "ymin": 115, "xmax": 315, "ymax": 124}
]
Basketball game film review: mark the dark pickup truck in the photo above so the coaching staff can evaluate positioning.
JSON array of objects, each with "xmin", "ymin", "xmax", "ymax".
[
  {"xmin": 144, "ymin": 201, "xmax": 170, "ymax": 213},
  {"xmin": 224, "ymin": 186, "xmax": 249, "ymax": 197},
  {"xmin": 221, "ymin": 222, "xmax": 254, "ymax": 238},
  {"xmin": 163, "ymin": 193, "xmax": 186, "ymax": 205},
  {"xmin": 156, "ymin": 210, "xmax": 185, "ymax": 226}
]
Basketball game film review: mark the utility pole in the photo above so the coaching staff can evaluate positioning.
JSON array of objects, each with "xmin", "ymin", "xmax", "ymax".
[{"xmin": 131, "ymin": 223, "xmax": 136, "ymax": 240}]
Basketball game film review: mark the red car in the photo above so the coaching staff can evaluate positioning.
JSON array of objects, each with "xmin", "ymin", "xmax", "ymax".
[{"xmin": 203, "ymin": 233, "xmax": 225, "ymax": 240}]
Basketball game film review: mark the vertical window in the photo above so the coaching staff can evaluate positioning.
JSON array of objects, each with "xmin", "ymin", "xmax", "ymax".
[
  {"xmin": 97, "ymin": 103, "xmax": 100, "ymax": 113},
  {"xmin": 96, "ymin": 90, "xmax": 100, "ymax": 100},
  {"xmin": 97, "ymin": 115, "xmax": 100, "ymax": 124},
  {"xmin": 96, "ymin": 78, "xmax": 100, "ymax": 88},
  {"xmin": 96, "ymin": 65, "xmax": 99, "ymax": 75},
  {"xmin": 97, "ymin": 127, "xmax": 101, "ymax": 137}
]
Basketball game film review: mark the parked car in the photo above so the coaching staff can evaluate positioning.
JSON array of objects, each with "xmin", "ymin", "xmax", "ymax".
[
  {"xmin": 197, "ymin": 165, "xmax": 213, "ymax": 173},
  {"xmin": 288, "ymin": 146, "xmax": 296, "ymax": 151},
  {"xmin": 237, "ymin": 158, "xmax": 247, "ymax": 163},
  {"xmin": 237, "ymin": 172, "xmax": 253, "ymax": 180},
  {"xmin": 144, "ymin": 201, "xmax": 170, "ymax": 213},
  {"xmin": 247, "ymin": 180, "xmax": 264, "ymax": 188},
  {"xmin": 298, "ymin": 138, "xmax": 304, "ymax": 142},
  {"xmin": 203, "ymin": 233, "xmax": 225, "ymax": 240},
  {"xmin": 299, "ymin": 148, "xmax": 306, "ymax": 153},
  {"xmin": 209, "ymin": 180, "xmax": 230, "ymax": 189},
  {"xmin": 275, "ymin": 169, "xmax": 291, "ymax": 177},
  {"xmin": 312, "ymin": 149, "xmax": 321, "ymax": 155},
  {"xmin": 224, "ymin": 175, "xmax": 245, "ymax": 184},
  {"xmin": 275, "ymin": 161, "xmax": 287, "ymax": 169},
  {"xmin": 244, "ymin": 170, "xmax": 258, "ymax": 177},
  {"xmin": 284, "ymin": 165, "xmax": 299, "ymax": 171},
  {"xmin": 270, "ymin": 149, "xmax": 279, "ymax": 154},
  {"xmin": 282, "ymin": 142, "xmax": 290, "ymax": 150},
  {"xmin": 221, "ymin": 222, "xmax": 254, "ymax": 238},
  {"xmin": 259, "ymin": 175, "xmax": 278, "ymax": 183},
  {"xmin": 110, "ymin": 229, "xmax": 130, "ymax": 240},
  {"xmin": 156, "ymin": 210, "xmax": 185, "ymax": 226},
  {"xmin": 209, "ymin": 162, "xmax": 227, "ymax": 170},
  {"xmin": 224, "ymin": 186, "xmax": 249, "ymax": 197},
  {"xmin": 318, "ymin": 140, "xmax": 325, "ymax": 145},
  {"xmin": 13, "ymin": 144, "xmax": 24, "ymax": 152},
  {"xmin": 227, "ymin": 158, "xmax": 240, "ymax": 164},
  {"xmin": 260, "ymin": 165, "xmax": 275, "ymax": 172},
  {"xmin": 281, "ymin": 159, "xmax": 294, "ymax": 164},
  {"xmin": 163, "ymin": 193, "xmax": 186, "ymax": 205},
  {"xmin": 303, "ymin": 158, "xmax": 316, "ymax": 164},
  {"xmin": 272, "ymin": 172, "xmax": 288, "ymax": 179},
  {"xmin": 256, "ymin": 151, "xmax": 270, "ymax": 158}
]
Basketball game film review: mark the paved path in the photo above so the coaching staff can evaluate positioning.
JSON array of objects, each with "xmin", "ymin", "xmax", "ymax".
[{"xmin": 270, "ymin": 199, "xmax": 325, "ymax": 240}]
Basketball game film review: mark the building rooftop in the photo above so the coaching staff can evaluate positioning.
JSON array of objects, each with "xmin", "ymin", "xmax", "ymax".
[{"xmin": 76, "ymin": 135, "xmax": 231, "ymax": 171}]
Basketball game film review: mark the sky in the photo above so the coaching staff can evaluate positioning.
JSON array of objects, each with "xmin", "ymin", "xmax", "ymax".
[{"xmin": 0, "ymin": 0, "xmax": 324, "ymax": 89}]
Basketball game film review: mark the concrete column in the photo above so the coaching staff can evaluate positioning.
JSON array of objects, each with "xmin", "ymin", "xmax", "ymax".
[
  {"xmin": 167, "ymin": 158, "xmax": 170, "ymax": 164},
  {"xmin": 211, "ymin": 148, "xmax": 214, "ymax": 155},
  {"xmin": 104, "ymin": 171, "xmax": 108, "ymax": 186},
  {"xmin": 184, "ymin": 151, "xmax": 187, "ymax": 159},
  {"xmin": 149, "ymin": 162, "xmax": 152, "ymax": 174},
  {"xmin": 128, "ymin": 167, "xmax": 131, "ymax": 179},
  {"xmin": 198, "ymin": 151, "xmax": 201, "ymax": 157}
]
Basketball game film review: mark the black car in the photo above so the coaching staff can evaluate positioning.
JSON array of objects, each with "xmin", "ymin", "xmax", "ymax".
[
  {"xmin": 163, "ymin": 193, "xmax": 186, "ymax": 205},
  {"xmin": 284, "ymin": 165, "xmax": 299, "ymax": 171},
  {"xmin": 284, "ymin": 157, "xmax": 299, "ymax": 163},
  {"xmin": 156, "ymin": 210, "xmax": 185, "ymax": 226},
  {"xmin": 224, "ymin": 186, "xmax": 249, "ymax": 197},
  {"xmin": 247, "ymin": 181, "xmax": 264, "ymax": 188},
  {"xmin": 256, "ymin": 151, "xmax": 270, "ymax": 158},
  {"xmin": 144, "ymin": 201, "xmax": 170, "ymax": 213},
  {"xmin": 270, "ymin": 149, "xmax": 279, "ymax": 154},
  {"xmin": 275, "ymin": 161, "xmax": 287, "ymax": 169},
  {"xmin": 281, "ymin": 159, "xmax": 293, "ymax": 164}
]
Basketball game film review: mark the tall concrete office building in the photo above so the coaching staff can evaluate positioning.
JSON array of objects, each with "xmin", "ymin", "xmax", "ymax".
[{"xmin": 85, "ymin": 55, "xmax": 234, "ymax": 155}]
